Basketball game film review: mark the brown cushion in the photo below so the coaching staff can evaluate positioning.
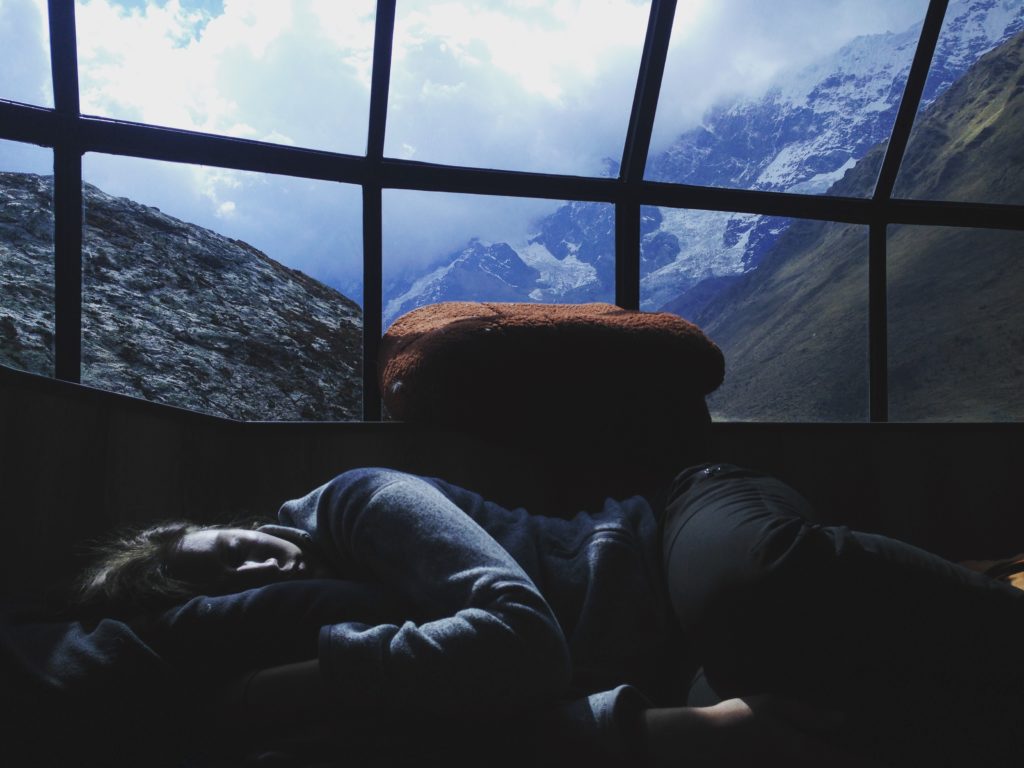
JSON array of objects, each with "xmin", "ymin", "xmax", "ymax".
[{"xmin": 379, "ymin": 302, "xmax": 724, "ymax": 431}]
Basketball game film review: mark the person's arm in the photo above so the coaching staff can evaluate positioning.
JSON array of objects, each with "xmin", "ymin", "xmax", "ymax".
[
  {"xmin": 642, "ymin": 698, "xmax": 878, "ymax": 768},
  {"xmin": 277, "ymin": 468, "xmax": 571, "ymax": 716}
]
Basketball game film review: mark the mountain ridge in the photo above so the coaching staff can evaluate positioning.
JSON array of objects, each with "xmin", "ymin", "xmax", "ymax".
[{"xmin": 0, "ymin": 172, "xmax": 363, "ymax": 420}]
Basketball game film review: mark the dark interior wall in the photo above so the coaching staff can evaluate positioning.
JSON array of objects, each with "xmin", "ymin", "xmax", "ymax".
[
  {"xmin": 2, "ymin": 363, "xmax": 1022, "ymax": 599},
  {"xmin": 707, "ymin": 421, "xmax": 1024, "ymax": 557}
]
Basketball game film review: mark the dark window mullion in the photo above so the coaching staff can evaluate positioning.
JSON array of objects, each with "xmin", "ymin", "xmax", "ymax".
[
  {"xmin": 871, "ymin": 0, "xmax": 947, "ymax": 421},
  {"xmin": 874, "ymin": 0, "xmax": 948, "ymax": 201},
  {"xmin": 366, "ymin": 0, "xmax": 396, "ymax": 162},
  {"xmin": 78, "ymin": 118, "xmax": 369, "ymax": 185},
  {"xmin": 0, "ymin": 101, "xmax": 59, "ymax": 145},
  {"xmin": 48, "ymin": 0, "xmax": 82, "ymax": 383},
  {"xmin": 361, "ymin": 0, "xmax": 396, "ymax": 420},
  {"xmin": 617, "ymin": 0, "xmax": 676, "ymax": 311},
  {"xmin": 53, "ymin": 145, "xmax": 82, "ymax": 383},
  {"xmin": 868, "ymin": 220, "xmax": 888, "ymax": 422},
  {"xmin": 48, "ymin": 0, "xmax": 80, "ymax": 115},
  {"xmin": 615, "ymin": 200, "xmax": 641, "ymax": 310},
  {"xmin": 886, "ymin": 198, "xmax": 1024, "ymax": 230},
  {"xmin": 362, "ymin": 185, "xmax": 383, "ymax": 420},
  {"xmin": 642, "ymin": 183, "xmax": 872, "ymax": 224},
  {"xmin": 47, "ymin": 122, "xmax": 1024, "ymax": 232},
  {"xmin": 380, "ymin": 160, "xmax": 616, "ymax": 202},
  {"xmin": 620, "ymin": 0, "xmax": 676, "ymax": 184}
]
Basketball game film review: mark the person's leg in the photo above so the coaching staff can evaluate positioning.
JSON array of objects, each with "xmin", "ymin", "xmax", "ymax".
[
  {"xmin": 662, "ymin": 463, "xmax": 1024, "ymax": 762},
  {"xmin": 663, "ymin": 464, "xmax": 836, "ymax": 698}
]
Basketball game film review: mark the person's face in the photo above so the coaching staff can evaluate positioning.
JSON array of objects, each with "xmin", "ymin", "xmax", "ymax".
[{"xmin": 170, "ymin": 527, "xmax": 311, "ymax": 593}]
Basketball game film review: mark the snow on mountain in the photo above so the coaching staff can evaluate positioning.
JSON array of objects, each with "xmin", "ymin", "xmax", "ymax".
[
  {"xmin": 383, "ymin": 0, "xmax": 1023, "ymax": 319},
  {"xmin": 929, "ymin": 0, "xmax": 1024, "ymax": 92},
  {"xmin": 517, "ymin": 241, "xmax": 601, "ymax": 302},
  {"xmin": 775, "ymin": 26, "xmax": 921, "ymax": 114},
  {"xmin": 751, "ymin": 22, "xmax": 920, "ymax": 192}
]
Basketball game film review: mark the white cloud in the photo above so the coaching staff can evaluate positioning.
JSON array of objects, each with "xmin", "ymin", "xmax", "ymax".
[
  {"xmin": 386, "ymin": 0, "xmax": 653, "ymax": 174},
  {"xmin": 649, "ymin": 0, "xmax": 932, "ymax": 155},
  {"xmin": 0, "ymin": 0, "xmax": 52, "ymax": 107},
  {"xmin": 75, "ymin": 0, "xmax": 375, "ymax": 153}
]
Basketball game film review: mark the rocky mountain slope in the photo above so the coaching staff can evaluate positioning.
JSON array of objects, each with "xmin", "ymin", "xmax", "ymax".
[
  {"xmin": 699, "ymin": 28, "xmax": 1024, "ymax": 421},
  {"xmin": 383, "ymin": 0, "xmax": 1023, "ymax": 326},
  {"xmin": 0, "ymin": 174, "xmax": 53, "ymax": 379},
  {"xmin": 0, "ymin": 173, "xmax": 363, "ymax": 420}
]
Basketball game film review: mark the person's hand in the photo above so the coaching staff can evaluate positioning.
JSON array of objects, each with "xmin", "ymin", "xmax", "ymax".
[
  {"xmin": 705, "ymin": 696, "xmax": 860, "ymax": 766},
  {"xmin": 643, "ymin": 695, "xmax": 881, "ymax": 768},
  {"xmin": 255, "ymin": 524, "xmax": 330, "ymax": 577}
]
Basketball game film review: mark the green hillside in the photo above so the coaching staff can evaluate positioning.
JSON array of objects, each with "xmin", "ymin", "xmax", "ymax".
[{"xmin": 701, "ymin": 29, "xmax": 1024, "ymax": 422}]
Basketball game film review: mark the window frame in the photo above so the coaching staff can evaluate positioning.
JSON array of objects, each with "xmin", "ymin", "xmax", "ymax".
[{"xmin": 1, "ymin": 0, "xmax": 1021, "ymax": 421}]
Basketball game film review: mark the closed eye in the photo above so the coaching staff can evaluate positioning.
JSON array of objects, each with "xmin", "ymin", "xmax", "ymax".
[{"xmin": 219, "ymin": 536, "xmax": 244, "ymax": 568}]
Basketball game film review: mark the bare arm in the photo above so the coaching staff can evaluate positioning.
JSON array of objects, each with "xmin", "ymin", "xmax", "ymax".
[{"xmin": 642, "ymin": 697, "xmax": 879, "ymax": 768}]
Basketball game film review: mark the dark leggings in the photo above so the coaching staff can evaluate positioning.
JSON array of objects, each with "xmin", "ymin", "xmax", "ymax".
[{"xmin": 661, "ymin": 464, "xmax": 1024, "ymax": 763}]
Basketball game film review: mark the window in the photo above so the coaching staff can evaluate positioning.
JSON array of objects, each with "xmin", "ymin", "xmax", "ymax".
[
  {"xmin": 1, "ymin": 0, "xmax": 1022, "ymax": 422},
  {"xmin": 647, "ymin": 0, "xmax": 930, "ymax": 195}
]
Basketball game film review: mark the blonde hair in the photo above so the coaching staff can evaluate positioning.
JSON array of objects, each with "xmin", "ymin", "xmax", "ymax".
[
  {"xmin": 73, "ymin": 521, "xmax": 206, "ymax": 616},
  {"xmin": 73, "ymin": 514, "xmax": 277, "ymax": 616}
]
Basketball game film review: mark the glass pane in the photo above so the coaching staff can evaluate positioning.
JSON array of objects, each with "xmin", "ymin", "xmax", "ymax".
[
  {"xmin": 385, "ymin": 0, "xmax": 650, "ymax": 175},
  {"xmin": 893, "ymin": 2, "xmax": 1024, "ymax": 204},
  {"xmin": 647, "ymin": 0, "xmax": 930, "ymax": 196},
  {"xmin": 888, "ymin": 225, "xmax": 1024, "ymax": 421},
  {"xmin": 75, "ymin": 0, "xmax": 375, "ymax": 155},
  {"xmin": 642, "ymin": 206, "xmax": 868, "ymax": 422},
  {"xmin": 0, "ymin": 139, "xmax": 54, "ymax": 376},
  {"xmin": 0, "ymin": 0, "xmax": 53, "ymax": 107},
  {"xmin": 383, "ymin": 190, "xmax": 614, "ymax": 328},
  {"xmin": 81, "ymin": 154, "xmax": 363, "ymax": 421}
]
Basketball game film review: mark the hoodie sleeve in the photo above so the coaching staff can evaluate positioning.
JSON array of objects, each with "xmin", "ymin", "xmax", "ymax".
[{"xmin": 277, "ymin": 468, "xmax": 571, "ymax": 716}]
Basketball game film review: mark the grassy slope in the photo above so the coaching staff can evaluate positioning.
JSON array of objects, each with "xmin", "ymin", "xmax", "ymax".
[{"xmin": 702, "ymin": 30, "xmax": 1024, "ymax": 421}]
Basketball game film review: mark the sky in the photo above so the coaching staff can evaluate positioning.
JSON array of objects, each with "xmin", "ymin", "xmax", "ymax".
[{"xmin": 0, "ymin": 0, "xmax": 933, "ymax": 303}]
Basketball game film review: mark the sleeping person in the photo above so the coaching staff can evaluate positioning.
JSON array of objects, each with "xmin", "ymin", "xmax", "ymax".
[{"xmin": 73, "ymin": 464, "xmax": 1024, "ymax": 767}]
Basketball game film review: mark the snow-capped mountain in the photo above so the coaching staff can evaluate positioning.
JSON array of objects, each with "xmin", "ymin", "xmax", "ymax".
[
  {"xmin": 642, "ymin": 0, "xmax": 1023, "ymax": 312},
  {"xmin": 382, "ymin": 0, "xmax": 1023, "ymax": 325}
]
